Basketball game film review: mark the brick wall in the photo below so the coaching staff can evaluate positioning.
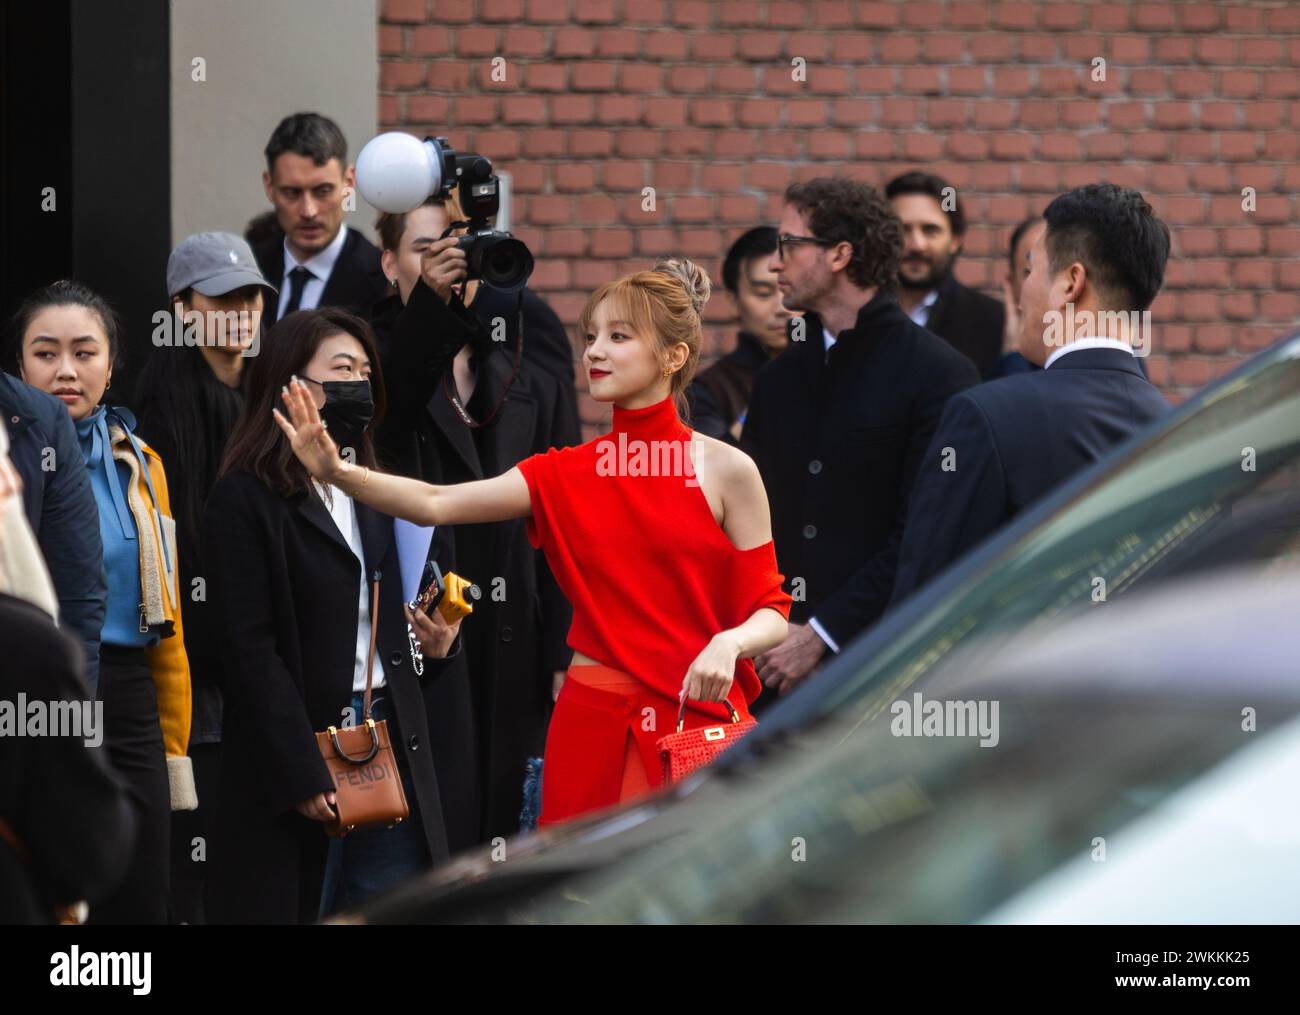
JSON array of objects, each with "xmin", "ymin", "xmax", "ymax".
[{"xmin": 378, "ymin": 0, "xmax": 1300, "ymax": 427}]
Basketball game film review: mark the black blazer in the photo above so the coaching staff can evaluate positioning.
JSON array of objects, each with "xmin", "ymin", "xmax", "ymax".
[
  {"xmin": 891, "ymin": 347, "xmax": 1171, "ymax": 603},
  {"xmin": 253, "ymin": 226, "xmax": 389, "ymax": 327},
  {"xmin": 0, "ymin": 372, "xmax": 106, "ymax": 691},
  {"xmin": 0, "ymin": 593, "xmax": 134, "ymax": 922},
  {"xmin": 925, "ymin": 273, "xmax": 1007, "ymax": 379},
  {"xmin": 374, "ymin": 280, "xmax": 580, "ymax": 842},
  {"xmin": 742, "ymin": 291, "xmax": 979, "ymax": 651},
  {"xmin": 201, "ymin": 468, "xmax": 462, "ymax": 923}
]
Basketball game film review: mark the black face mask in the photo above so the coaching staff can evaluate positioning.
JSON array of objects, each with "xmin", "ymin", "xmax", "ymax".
[{"xmin": 304, "ymin": 377, "xmax": 374, "ymax": 454}]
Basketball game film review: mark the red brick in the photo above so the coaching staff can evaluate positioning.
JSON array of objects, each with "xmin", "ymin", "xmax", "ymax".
[
  {"xmin": 1133, "ymin": 3, "xmax": 1175, "ymax": 30},
  {"xmin": 856, "ymin": 2, "xmax": 899, "ymax": 28},
  {"xmin": 524, "ymin": 63, "xmax": 567, "ymax": 90},
  {"xmin": 502, "ymin": 96, "xmax": 547, "ymax": 124},
  {"xmin": 994, "ymin": 2, "xmax": 1036, "ymax": 29},
  {"xmin": 454, "ymin": 27, "xmax": 497, "ymax": 56},
  {"xmin": 692, "ymin": 32, "xmax": 738, "ymax": 60},
  {"xmin": 502, "ymin": 27, "xmax": 547, "ymax": 56},
  {"xmin": 644, "ymin": 31, "xmax": 689, "ymax": 59},
  {"xmin": 902, "ymin": 133, "xmax": 944, "ymax": 161},
  {"xmin": 1179, "ymin": 4, "xmax": 1219, "ymax": 31},
  {"xmin": 569, "ymin": 129, "xmax": 611, "ymax": 156},
  {"xmin": 553, "ymin": 27, "xmax": 596, "ymax": 56},
  {"xmin": 480, "ymin": 0, "xmax": 524, "ymax": 19},
  {"xmin": 969, "ymin": 35, "xmax": 1014, "ymax": 61},
  {"xmin": 573, "ymin": 0, "xmax": 617, "ymax": 22},
  {"xmin": 550, "ymin": 95, "xmax": 595, "ymax": 123},
  {"xmin": 645, "ymin": 98, "xmax": 688, "ymax": 127},
  {"xmin": 383, "ymin": 0, "xmax": 428, "ymax": 23},
  {"xmin": 595, "ymin": 29, "xmax": 640, "ymax": 57},
  {"xmin": 570, "ymin": 62, "xmax": 614, "ymax": 91},
  {"xmin": 595, "ymin": 95, "xmax": 641, "ymax": 124},
  {"xmin": 522, "ymin": 129, "xmax": 566, "ymax": 157},
  {"xmin": 1092, "ymin": 3, "xmax": 1133, "ymax": 30},
  {"xmin": 879, "ymin": 35, "xmax": 921, "ymax": 63},
  {"xmin": 900, "ymin": 67, "xmax": 943, "ymax": 95},
  {"xmin": 379, "ymin": 25, "xmax": 405, "ymax": 55},
  {"xmin": 1042, "ymin": 3, "xmax": 1084, "ymax": 29},
  {"xmin": 526, "ymin": 0, "xmax": 568, "ymax": 22},
  {"xmin": 669, "ymin": 0, "xmax": 712, "ymax": 27},
  {"xmin": 381, "ymin": 60, "xmax": 426, "ymax": 89},
  {"xmin": 406, "ymin": 95, "xmax": 449, "ymax": 123}
]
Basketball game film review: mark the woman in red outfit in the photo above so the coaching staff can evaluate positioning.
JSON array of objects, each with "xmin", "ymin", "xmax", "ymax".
[{"xmin": 274, "ymin": 258, "xmax": 792, "ymax": 828}]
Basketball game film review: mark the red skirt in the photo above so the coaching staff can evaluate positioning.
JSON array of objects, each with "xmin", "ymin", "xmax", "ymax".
[{"xmin": 538, "ymin": 663, "xmax": 754, "ymax": 827}]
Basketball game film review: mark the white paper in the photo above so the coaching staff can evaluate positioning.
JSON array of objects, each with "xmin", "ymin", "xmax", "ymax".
[{"xmin": 395, "ymin": 519, "xmax": 436, "ymax": 604}]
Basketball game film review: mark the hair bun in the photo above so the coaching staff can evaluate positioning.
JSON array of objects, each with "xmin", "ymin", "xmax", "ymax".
[{"xmin": 654, "ymin": 257, "xmax": 711, "ymax": 316}]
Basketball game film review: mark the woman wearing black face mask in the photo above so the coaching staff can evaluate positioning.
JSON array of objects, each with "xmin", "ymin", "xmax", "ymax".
[{"xmin": 201, "ymin": 308, "xmax": 463, "ymax": 924}]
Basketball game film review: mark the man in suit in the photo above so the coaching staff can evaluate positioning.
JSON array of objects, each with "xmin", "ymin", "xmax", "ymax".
[
  {"xmin": 254, "ymin": 112, "xmax": 389, "ymax": 326},
  {"xmin": 686, "ymin": 226, "xmax": 795, "ymax": 444},
  {"xmin": 891, "ymin": 184, "xmax": 1172, "ymax": 604},
  {"xmin": 886, "ymin": 171, "xmax": 1006, "ymax": 378},
  {"xmin": 743, "ymin": 178, "xmax": 979, "ymax": 698}
]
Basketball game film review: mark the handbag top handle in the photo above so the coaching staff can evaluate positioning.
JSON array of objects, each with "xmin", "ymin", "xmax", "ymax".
[
  {"xmin": 675, "ymin": 694, "xmax": 741, "ymax": 734},
  {"xmin": 362, "ymin": 573, "xmax": 380, "ymax": 721}
]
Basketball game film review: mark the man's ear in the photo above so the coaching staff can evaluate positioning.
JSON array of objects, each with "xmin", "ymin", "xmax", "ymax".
[
  {"xmin": 345, "ymin": 163, "xmax": 357, "ymax": 190},
  {"xmin": 950, "ymin": 234, "xmax": 964, "ymax": 257},
  {"xmin": 827, "ymin": 240, "xmax": 853, "ymax": 275},
  {"xmin": 380, "ymin": 248, "xmax": 398, "ymax": 285},
  {"xmin": 1062, "ymin": 261, "xmax": 1087, "ymax": 305},
  {"xmin": 262, "ymin": 169, "xmax": 274, "ymax": 204}
]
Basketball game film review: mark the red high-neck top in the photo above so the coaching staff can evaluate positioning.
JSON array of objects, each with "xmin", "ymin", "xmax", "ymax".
[{"xmin": 516, "ymin": 394, "xmax": 792, "ymax": 717}]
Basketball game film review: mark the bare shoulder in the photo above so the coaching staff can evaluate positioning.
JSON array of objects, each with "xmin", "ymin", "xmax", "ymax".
[{"xmin": 693, "ymin": 433, "xmax": 762, "ymax": 488}]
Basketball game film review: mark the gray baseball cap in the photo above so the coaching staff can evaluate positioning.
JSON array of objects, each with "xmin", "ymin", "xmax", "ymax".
[{"xmin": 167, "ymin": 232, "xmax": 277, "ymax": 299}]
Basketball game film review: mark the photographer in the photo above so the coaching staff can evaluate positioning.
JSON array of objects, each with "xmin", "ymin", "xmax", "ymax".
[{"xmin": 371, "ymin": 192, "xmax": 580, "ymax": 843}]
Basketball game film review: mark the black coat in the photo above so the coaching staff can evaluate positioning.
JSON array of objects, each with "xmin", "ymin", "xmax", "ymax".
[
  {"xmin": 201, "ymin": 468, "xmax": 462, "ymax": 923},
  {"xmin": 0, "ymin": 372, "xmax": 106, "ymax": 691},
  {"xmin": 742, "ymin": 291, "xmax": 979, "ymax": 652},
  {"xmin": 891, "ymin": 347, "xmax": 1170, "ymax": 603},
  {"xmin": 0, "ymin": 593, "xmax": 134, "ymax": 922},
  {"xmin": 924, "ymin": 273, "xmax": 1007, "ymax": 379},
  {"xmin": 253, "ymin": 226, "xmax": 389, "ymax": 327},
  {"xmin": 374, "ymin": 280, "xmax": 579, "ymax": 842}
]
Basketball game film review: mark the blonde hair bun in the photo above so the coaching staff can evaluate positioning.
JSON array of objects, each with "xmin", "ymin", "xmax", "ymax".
[{"xmin": 653, "ymin": 256, "xmax": 711, "ymax": 317}]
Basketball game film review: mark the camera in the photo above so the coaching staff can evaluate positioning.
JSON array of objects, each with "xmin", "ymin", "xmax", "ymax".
[{"xmin": 355, "ymin": 132, "xmax": 534, "ymax": 293}]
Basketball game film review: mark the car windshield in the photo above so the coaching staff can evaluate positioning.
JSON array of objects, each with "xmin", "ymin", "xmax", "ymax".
[
  {"xmin": 815, "ymin": 334, "xmax": 1300, "ymax": 734},
  {"xmin": 533, "ymin": 688, "xmax": 1299, "ymax": 924}
]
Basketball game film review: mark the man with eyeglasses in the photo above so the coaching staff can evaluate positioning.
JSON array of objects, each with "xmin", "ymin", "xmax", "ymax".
[{"xmin": 742, "ymin": 178, "xmax": 979, "ymax": 701}]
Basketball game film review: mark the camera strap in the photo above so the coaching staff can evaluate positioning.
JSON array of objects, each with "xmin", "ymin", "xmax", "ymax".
[{"xmin": 443, "ymin": 290, "xmax": 525, "ymax": 430}]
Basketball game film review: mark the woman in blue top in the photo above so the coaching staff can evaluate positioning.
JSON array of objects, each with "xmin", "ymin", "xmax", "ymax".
[{"xmin": 10, "ymin": 280, "xmax": 194, "ymax": 924}]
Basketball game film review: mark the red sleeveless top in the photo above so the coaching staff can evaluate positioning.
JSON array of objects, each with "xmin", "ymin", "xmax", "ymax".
[{"xmin": 516, "ymin": 394, "xmax": 792, "ymax": 717}]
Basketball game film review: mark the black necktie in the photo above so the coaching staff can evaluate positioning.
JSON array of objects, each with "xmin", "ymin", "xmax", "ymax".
[{"xmin": 283, "ymin": 266, "xmax": 313, "ymax": 316}]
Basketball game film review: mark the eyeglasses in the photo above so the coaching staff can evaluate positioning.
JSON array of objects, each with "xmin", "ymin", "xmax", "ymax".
[{"xmin": 777, "ymin": 233, "xmax": 833, "ymax": 259}]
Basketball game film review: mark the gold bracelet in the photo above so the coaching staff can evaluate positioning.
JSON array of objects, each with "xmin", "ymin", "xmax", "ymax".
[{"xmin": 361, "ymin": 466, "xmax": 370, "ymax": 487}]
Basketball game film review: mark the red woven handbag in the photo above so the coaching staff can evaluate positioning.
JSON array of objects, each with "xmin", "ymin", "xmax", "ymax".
[{"xmin": 656, "ymin": 695, "xmax": 757, "ymax": 784}]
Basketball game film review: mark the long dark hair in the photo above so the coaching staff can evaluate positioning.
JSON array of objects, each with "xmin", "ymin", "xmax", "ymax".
[
  {"xmin": 132, "ymin": 320, "xmax": 245, "ymax": 545},
  {"xmin": 220, "ymin": 307, "xmax": 387, "ymax": 499}
]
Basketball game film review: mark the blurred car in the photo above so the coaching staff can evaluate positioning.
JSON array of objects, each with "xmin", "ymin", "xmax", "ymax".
[{"xmin": 340, "ymin": 329, "xmax": 1300, "ymax": 923}]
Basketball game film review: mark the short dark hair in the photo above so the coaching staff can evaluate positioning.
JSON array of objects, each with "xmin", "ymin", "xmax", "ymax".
[
  {"xmin": 7, "ymin": 279, "xmax": 124, "ymax": 375},
  {"xmin": 721, "ymin": 226, "xmax": 778, "ymax": 294},
  {"xmin": 264, "ymin": 112, "xmax": 348, "ymax": 174},
  {"xmin": 1008, "ymin": 215, "xmax": 1045, "ymax": 273},
  {"xmin": 219, "ymin": 307, "xmax": 386, "ymax": 500},
  {"xmin": 885, "ymin": 171, "xmax": 966, "ymax": 237},
  {"xmin": 1042, "ymin": 184, "xmax": 1170, "ymax": 312},
  {"xmin": 784, "ymin": 178, "xmax": 902, "ymax": 291}
]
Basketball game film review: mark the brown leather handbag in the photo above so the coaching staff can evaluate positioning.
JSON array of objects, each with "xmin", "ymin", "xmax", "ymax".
[{"xmin": 314, "ymin": 578, "xmax": 409, "ymax": 838}]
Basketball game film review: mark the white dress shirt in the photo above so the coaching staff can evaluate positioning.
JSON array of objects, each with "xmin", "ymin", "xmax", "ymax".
[
  {"xmin": 277, "ymin": 224, "xmax": 349, "ymax": 319},
  {"xmin": 1044, "ymin": 337, "xmax": 1136, "ymax": 370},
  {"xmin": 905, "ymin": 289, "xmax": 940, "ymax": 328},
  {"xmin": 313, "ymin": 478, "xmax": 386, "ymax": 692}
]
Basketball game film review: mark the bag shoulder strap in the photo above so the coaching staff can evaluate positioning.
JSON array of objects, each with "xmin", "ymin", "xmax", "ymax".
[{"xmin": 363, "ymin": 573, "xmax": 380, "ymax": 720}]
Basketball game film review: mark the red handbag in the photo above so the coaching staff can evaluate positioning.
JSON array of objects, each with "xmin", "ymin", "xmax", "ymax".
[{"xmin": 656, "ymin": 696, "xmax": 757, "ymax": 784}]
